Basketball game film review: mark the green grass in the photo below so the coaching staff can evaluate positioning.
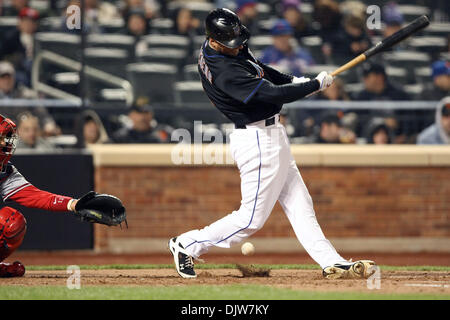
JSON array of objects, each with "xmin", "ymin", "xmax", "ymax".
[
  {"xmin": 2, "ymin": 264, "xmax": 448, "ymax": 300},
  {"xmin": 0, "ymin": 285, "xmax": 448, "ymax": 300},
  {"xmin": 26, "ymin": 264, "xmax": 450, "ymax": 272}
]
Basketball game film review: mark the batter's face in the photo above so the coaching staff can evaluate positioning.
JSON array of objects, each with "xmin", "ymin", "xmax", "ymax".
[{"xmin": 209, "ymin": 39, "xmax": 243, "ymax": 56}]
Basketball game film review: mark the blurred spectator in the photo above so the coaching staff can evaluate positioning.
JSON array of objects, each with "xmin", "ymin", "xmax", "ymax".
[
  {"xmin": 125, "ymin": 7, "xmax": 150, "ymax": 36},
  {"xmin": 122, "ymin": 0, "xmax": 159, "ymax": 19},
  {"xmin": 317, "ymin": 78, "xmax": 350, "ymax": 101},
  {"xmin": 327, "ymin": 12, "xmax": 371, "ymax": 65},
  {"xmin": 382, "ymin": 2, "xmax": 404, "ymax": 38},
  {"xmin": 313, "ymin": 0, "xmax": 342, "ymax": 58},
  {"xmin": 0, "ymin": 61, "xmax": 61, "ymax": 137},
  {"xmin": 279, "ymin": 109, "xmax": 297, "ymax": 140},
  {"xmin": 353, "ymin": 62, "xmax": 408, "ymax": 101},
  {"xmin": 0, "ymin": 61, "xmax": 36, "ymax": 99},
  {"xmin": 16, "ymin": 112, "xmax": 56, "ymax": 150},
  {"xmin": 421, "ymin": 61, "xmax": 450, "ymax": 101},
  {"xmin": 0, "ymin": 7, "xmax": 39, "ymax": 86},
  {"xmin": 171, "ymin": 7, "xmax": 200, "ymax": 36},
  {"xmin": 236, "ymin": 0, "xmax": 259, "ymax": 36},
  {"xmin": 417, "ymin": 97, "xmax": 450, "ymax": 145},
  {"xmin": 75, "ymin": 110, "xmax": 110, "ymax": 147},
  {"xmin": 365, "ymin": 118, "xmax": 393, "ymax": 144},
  {"xmin": 64, "ymin": 0, "xmax": 120, "ymax": 33},
  {"xmin": 259, "ymin": 19, "xmax": 314, "ymax": 77},
  {"xmin": 1, "ymin": 0, "xmax": 29, "ymax": 16},
  {"xmin": 112, "ymin": 104, "xmax": 170, "ymax": 143},
  {"xmin": 281, "ymin": 0, "xmax": 315, "ymax": 39},
  {"xmin": 312, "ymin": 112, "xmax": 342, "ymax": 143}
]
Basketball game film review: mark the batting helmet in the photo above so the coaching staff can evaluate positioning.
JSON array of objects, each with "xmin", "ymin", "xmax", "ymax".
[
  {"xmin": 205, "ymin": 8, "xmax": 250, "ymax": 49},
  {"xmin": 0, "ymin": 207, "xmax": 27, "ymax": 261}
]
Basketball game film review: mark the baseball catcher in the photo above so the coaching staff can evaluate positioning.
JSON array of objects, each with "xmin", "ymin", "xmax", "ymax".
[
  {"xmin": 168, "ymin": 8, "xmax": 376, "ymax": 280},
  {"xmin": 0, "ymin": 114, "xmax": 126, "ymax": 277}
]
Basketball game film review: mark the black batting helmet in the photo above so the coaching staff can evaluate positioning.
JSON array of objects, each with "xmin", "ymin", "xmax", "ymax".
[{"xmin": 205, "ymin": 8, "xmax": 250, "ymax": 49}]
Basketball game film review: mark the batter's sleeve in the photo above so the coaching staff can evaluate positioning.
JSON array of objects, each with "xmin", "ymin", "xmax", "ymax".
[
  {"xmin": 0, "ymin": 166, "xmax": 32, "ymax": 201},
  {"xmin": 1, "ymin": 165, "xmax": 72, "ymax": 211}
]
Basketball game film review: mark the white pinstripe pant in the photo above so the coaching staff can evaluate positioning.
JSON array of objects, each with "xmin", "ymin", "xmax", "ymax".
[{"xmin": 178, "ymin": 118, "xmax": 347, "ymax": 269}]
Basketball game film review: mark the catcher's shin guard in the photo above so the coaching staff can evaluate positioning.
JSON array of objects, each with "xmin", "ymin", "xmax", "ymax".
[
  {"xmin": 0, "ymin": 207, "xmax": 27, "ymax": 262},
  {"xmin": 0, "ymin": 261, "xmax": 25, "ymax": 278},
  {"xmin": 323, "ymin": 260, "xmax": 377, "ymax": 279}
]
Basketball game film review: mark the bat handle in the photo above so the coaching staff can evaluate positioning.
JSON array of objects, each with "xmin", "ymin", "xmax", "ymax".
[{"xmin": 331, "ymin": 54, "xmax": 367, "ymax": 77}]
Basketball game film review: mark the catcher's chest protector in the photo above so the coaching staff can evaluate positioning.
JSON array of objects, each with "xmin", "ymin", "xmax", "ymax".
[{"xmin": 0, "ymin": 207, "xmax": 27, "ymax": 261}]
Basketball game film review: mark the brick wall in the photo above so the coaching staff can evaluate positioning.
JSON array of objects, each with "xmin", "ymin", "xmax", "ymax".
[{"xmin": 94, "ymin": 165, "xmax": 450, "ymax": 250}]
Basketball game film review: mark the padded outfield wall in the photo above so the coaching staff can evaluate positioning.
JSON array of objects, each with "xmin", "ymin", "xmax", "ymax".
[{"xmin": 89, "ymin": 144, "xmax": 450, "ymax": 254}]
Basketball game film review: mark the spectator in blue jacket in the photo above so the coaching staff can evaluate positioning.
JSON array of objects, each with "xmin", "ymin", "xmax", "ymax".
[
  {"xmin": 259, "ymin": 19, "xmax": 314, "ymax": 77},
  {"xmin": 417, "ymin": 97, "xmax": 450, "ymax": 145}
]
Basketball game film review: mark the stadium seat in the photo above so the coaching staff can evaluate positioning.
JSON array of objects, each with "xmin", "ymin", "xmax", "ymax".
[
  {"xmin": 34, "ymin": 32, "xmax": 81, "ymax": 60},
  {"xmin": 38, "ymin": 16, "xmax": 62, "ymax": 32},
  {"xmin": 98, "ymin": 18, "xmax": 125, "ymax": 34},
  {"xmin": 248, "ymin": 35, "xmax": 273, "ymax": 51},
  {"xmin": 414, "ymin": 67, "xmax": 432, "ymax": 84},
  {"xmin": 174, "ymin": 81, "xmax": 210, "ymax": 105},
  {"xmin": 385, "ymin": 66, "xmax": 409, "ymax": 85},
  {"xmin": 258, "ymin": 18, "xmax": 278, "ymax": 34},
  {"xmin": 126, "ymin": 63, "xmax": 177, "ymax": 103},
  {"xmin": 50, "ymin": 72, "xmax": 79, "ymax": 96},
  {"xmin": 137, "ymin": 48, "xmax": 187, "ymax": 67},
  {"xmin": 256, "ymin": 3, "xmax": 273, "ymax": 21},
  {"xmin": 344, "ymin": 83, "xmax": 365, "ymax": 97},
  {"xmin": 424, "ymin": 23, "xmax": 450, "ymax": 37},
  {"xmin": 408, "ymin": 36, "xmax": 447, "ymax": 59},
  {"xmin": 150, "ymin": 18, "xmax": 174, "ymax": 35},
  {"xmin": 383, "ymin": 51, "xmax": 431, "ymax": 70},
  {"xmin": 167, "ymin": 1, "xmax": 214, "ymax": 23},
  {"xmin": 0, "ymin": 17, "xmax": 17, "ymax": 41},
  {"xmin": 84, "ymin": 48, "xmax": 129, "ymax": 78},
  {"xmin": 141, "ymin": 34, "xmax": 190, "ymax": 51},
  {"xmin": 403, "ymin": 84, "xmax": 424, "ymax": 100},
  {"xmin": 300, "ymin": 2, "xmax": 314, "ymax": 21},
  {"xmin": 300, "ymin": 36, "xmax": 324, "ymax": 64},
  {"xmin": 183, "ymin": 64, "xmax": 200, "ymax": 81},
  {"xmin": 397, "ymin": 5, "xmax": 430, "ymax": 22},
  {"xmin": 87, "ymin": 34, "xmax": 136, "ymax": 61}
]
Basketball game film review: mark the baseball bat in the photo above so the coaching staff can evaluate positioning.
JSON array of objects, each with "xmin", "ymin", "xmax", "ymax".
[{"xmin": 330, "ymin": 15, "xmax": 430, "ymax": 77}]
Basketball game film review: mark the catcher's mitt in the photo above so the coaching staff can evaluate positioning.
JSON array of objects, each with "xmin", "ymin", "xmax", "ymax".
[{"xmin": 75, "ymin": 191, "xmax": 127, "ymax": 227}]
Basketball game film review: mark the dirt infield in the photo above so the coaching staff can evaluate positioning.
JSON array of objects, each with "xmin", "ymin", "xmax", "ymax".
[
  {"xmin": 1, "ymin": 268, "xmax": 449, "ymax": 296},
  {"xmin": 9, "ymin": 251, "xmax": 450, "ymax": 266}
]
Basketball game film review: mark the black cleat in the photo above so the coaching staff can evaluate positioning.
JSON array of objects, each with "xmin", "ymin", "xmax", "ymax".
[{"xmin": 168, "ymin": 237, "xmax": 197, "ymax": 279}]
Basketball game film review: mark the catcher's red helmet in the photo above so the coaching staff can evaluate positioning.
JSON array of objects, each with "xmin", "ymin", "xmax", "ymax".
[
  {"xmin": 0, "ymin": 115, "xmax": 18, "ymax": 171},
  {"xmin": 0, "ymin": 207, "xmax": 27, "ymax": 261}
]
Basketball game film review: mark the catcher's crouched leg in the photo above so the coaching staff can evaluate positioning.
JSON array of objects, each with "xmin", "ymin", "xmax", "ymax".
[{"xmin": 0, "ymin": 207, "xmax": 27, "ymax": 277}]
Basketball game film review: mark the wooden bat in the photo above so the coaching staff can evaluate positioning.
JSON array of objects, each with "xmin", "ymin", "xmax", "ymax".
[{"xmin": 331, "ymin": 15, "xmax": 430, "ymax": 77}]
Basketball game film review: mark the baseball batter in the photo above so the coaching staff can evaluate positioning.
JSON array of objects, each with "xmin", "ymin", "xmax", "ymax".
[
  {"xmin": 0, "ymin": 115, "xmax": 126, "ymax": 277},
  {"xmin": 169, "ymin": 8, "xmax": 376, "ymax": 279}
]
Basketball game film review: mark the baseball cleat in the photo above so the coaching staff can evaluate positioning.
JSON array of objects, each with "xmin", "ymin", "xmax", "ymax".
[
  {"xmin": 0, "ymin": 261, "xmax": 25, "ymax": 278},
  {"xmin": 168, "ymin": 237, "xmax": 197, "ymax": 279},
  {"xmin": 323, "ymin": 260, "xmax": 377, "ymax": 279}
]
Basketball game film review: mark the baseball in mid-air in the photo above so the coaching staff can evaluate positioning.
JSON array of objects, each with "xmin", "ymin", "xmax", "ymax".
[{"xmin": 241, "ymin": 242, "xmax": 255, "ymax": 256}]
